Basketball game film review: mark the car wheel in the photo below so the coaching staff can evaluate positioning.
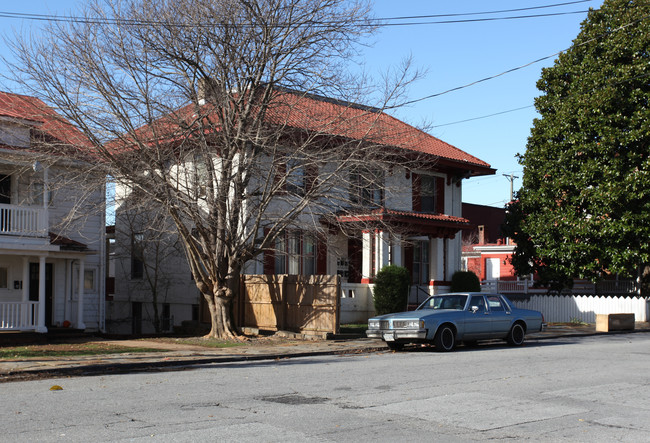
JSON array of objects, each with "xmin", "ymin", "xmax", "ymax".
[
  {"xmin": 507, "ymin": 323, "xmax": 526, "ymax": 346},
  {"xmin": 386, "ymin": 341, "xmax": 404, "ymax": 351},
  {"xmin": 434, "ymin": 325, "xmax": 456, "ymax": 352}
]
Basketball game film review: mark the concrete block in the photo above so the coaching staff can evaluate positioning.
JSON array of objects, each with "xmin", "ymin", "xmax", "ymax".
[{"xmin": 596, "ymin": 313, "xmax": 635, "ymax": 332}]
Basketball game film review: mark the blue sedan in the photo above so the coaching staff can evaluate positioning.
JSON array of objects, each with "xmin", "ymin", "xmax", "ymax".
[{"xmin": 366, "ymin": 292, "xmax": 546, "ymax": 351}]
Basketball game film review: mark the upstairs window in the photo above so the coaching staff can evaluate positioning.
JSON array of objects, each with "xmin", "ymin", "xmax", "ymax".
[
  {"xmin": 412, "ymin": 173, "xmax": 444, "ymax": 213},
  {"xmin": 350, "ymin": 167, "xmax": 384, "ymax": 208}
]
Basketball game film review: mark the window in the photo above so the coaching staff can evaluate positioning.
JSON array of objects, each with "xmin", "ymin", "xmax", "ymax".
[
  {"xmin": 413, "ymin": 174, "xmax": 444, "ymax": 213},
  {"xmin": 350, "ymin": 167, "xmax": 383, "ymax": 207},
  {"xmin": 30, "ymin": 181, "xmax": 53, "ymax": 206},
  {"xmin": 286, "ymin": 158, "xmax": 305, "ymax": 196},
  {"xmin": 84, "ymin": 269, "xmax": 96, "ymax": 292},
  {"xmin": 274, "ymin": 231, "xmax": 317, "ymax": 275},
  {"xmin": 0, "ymin": 267, "xmax": 7, "ymax": 289},
  {"xmin": 412, "ymin": 240, "xmax": 429, "ymax": 284},
  {"xmin": 284, "ymin": 158, "xmax": 317, "ymax": 197},
  {"xmin": 420, "ymin": 175, "xmax": 437, "ymax": 212},
  {"xmin": 487, "ymin": 295, "xmax": 505, "ymax": 312},
  {"xmin": 131, "ymin": 232, "xmax": 144, "ymax": 279},
  {"xmin": 470, "ymin": 295, "xmax": 486, "ymax": 312}
]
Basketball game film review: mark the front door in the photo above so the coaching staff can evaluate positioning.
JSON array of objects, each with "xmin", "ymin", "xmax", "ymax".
[{"xmin": 29, "ymin": 263, "xmax": 53, "ymax": 327}]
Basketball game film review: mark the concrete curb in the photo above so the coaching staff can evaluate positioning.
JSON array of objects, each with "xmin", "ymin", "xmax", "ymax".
[{"xmin": 2, "ymin": 328, "xmax": 649, "ymax": 383}]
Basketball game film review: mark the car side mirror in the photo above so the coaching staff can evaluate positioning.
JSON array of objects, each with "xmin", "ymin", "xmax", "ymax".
[{"xmin": 471, "ymin": 306, "xmax": 479, "ymax": 313}]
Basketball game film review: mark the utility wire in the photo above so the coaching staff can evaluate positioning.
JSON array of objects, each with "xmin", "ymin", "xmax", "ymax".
[
  {"xmin": 394, "ymin": 11, "xmax": 650, "ymax": 108},
  {"xmin": 0, "ymin": 1, "xmax": 594, "ymax": 28}
]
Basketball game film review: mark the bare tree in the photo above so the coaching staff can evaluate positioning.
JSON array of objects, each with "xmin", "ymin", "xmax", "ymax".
[{"xmin": 6, "ymin": 0, "xmax": 424, "ymax": 338}]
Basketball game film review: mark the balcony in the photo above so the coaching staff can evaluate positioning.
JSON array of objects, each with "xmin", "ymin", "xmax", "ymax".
[{"xmin": 0, "ymin": 203, "xmax": 48, "ymax": 237}]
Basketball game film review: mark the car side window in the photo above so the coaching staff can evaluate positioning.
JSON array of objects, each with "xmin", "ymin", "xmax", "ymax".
[
  {"xmin": 469, "ymin": 295, "xmax": 485, "ymax": 312},
  {"xmin": 487, "ymin": 296, "xmax": 505, "ymax": 311}
]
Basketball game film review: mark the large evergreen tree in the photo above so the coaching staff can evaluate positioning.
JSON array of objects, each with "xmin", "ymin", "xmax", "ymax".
[{"xmin": 505, "ymin": 0, "xmax": 650, "ymax": 290}]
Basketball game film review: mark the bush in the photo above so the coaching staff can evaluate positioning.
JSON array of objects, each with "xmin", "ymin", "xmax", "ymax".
[
  {"xmin": 373, "ymin": 265, "xmax": 410, "ymax": 315},
  {"xmin": 450, "ymin": 271, "xmax": 481, "ymax": 292}
]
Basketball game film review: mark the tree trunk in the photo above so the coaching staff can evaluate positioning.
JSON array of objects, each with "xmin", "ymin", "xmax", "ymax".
[{"xmin": 204, "ymin": 286, "xmax": 238, "ymax": 338}]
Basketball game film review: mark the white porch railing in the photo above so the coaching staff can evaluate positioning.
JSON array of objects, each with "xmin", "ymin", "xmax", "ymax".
[
  {"xmin": 0, "ymin": 302, "xmax": 38, "ymax": 330},
  {"xmin": 0, "ymin": 203, "xmax": 48, "ymax": 237}
]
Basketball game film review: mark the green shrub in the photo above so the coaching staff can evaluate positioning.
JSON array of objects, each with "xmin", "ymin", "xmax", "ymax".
[
  {"xmin": 373, "ymin": 265, "xmax": 410, "ymax": 315},
  {"xmin": 450, "ymin": 271, "xmax": 481, "ymax": 292}
]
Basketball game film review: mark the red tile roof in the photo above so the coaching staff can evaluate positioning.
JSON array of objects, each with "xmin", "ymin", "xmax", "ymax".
[
  {"xmin": 0, "ymin": 91, "xmax": 91, "ymax": 148},
  {"xmin": 263, "ymin": 91, "xmax": 492, "ymax": 171},
  {"xmin": 123, "ymin": 88, "xmax": 493, "ymax": 174}
]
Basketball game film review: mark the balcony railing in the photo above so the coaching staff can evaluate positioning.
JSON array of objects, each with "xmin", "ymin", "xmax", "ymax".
[
  {"xmin": 0, "ymin": 203, "xmax": 48, "ymax": 237},
  {"xmin": 0, "ymin": 301, "xmax": 38, "ymax": 330}
]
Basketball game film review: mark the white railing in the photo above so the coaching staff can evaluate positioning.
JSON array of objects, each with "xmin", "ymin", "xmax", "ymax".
[
  {"xmin": 0, "ymin": 203, "xmax": 48, "ymax": 237},
  {"xmin": 0, "ymin": 302, "xmax": 38, "ymax": 330}
]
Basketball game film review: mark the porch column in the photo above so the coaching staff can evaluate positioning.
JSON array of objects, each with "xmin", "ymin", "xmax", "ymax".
[
  {"xmin": 391, "ymin": 234, "xmax": 402, "ymax": 266},
  {"xmin": 35, "ymin": 256, "xmax": 47, "ymax": 333},
  {"xmin": 21, "ymin": 257, "xmax": 29, "ymax": 303},
  {"xmin": 377, "ymin": 231, "xmax": 390, "ymax": 272},
  {"xmin": 77, "ymin": 258, "xmax": 86, "ymax": 330},
  {"xmin": 361, "ymin": 231, "xmax": 372, "ymax": 283},
  {"xmin": 21, "ymin": 257, "xmax": 29, "ymax": 328}
]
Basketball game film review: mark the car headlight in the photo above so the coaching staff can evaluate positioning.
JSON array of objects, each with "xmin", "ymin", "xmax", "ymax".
[
  {"xmin": 368, "ymin": 320, "xmax": 380, "ymax": 329},
  {"xmin": 392, "ymin": 320, "xmax": 425, "ymax": 329}
]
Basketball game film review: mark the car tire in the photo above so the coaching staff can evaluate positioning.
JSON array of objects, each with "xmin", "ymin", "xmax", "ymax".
[
  {"xmin": 507, "ymin": 322, "xmax": 526, "ymax": 346},
  {"xmin": 434, "ymin": 325, "xmax": 456, "ymax": 352},
  {"xmin": 386, "ymin": 341, "xmax": 404, "ymax": 351}
]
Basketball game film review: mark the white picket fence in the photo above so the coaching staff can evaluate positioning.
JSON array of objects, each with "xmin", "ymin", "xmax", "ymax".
[{"xmin": 508, "ymin": 294, "xmax": 649, "ymax": 323}]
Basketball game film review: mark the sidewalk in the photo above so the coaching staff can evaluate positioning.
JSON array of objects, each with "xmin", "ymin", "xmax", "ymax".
[{"xmin": 1, "ymin": 323, "xmax": 649, "ymax": 383}]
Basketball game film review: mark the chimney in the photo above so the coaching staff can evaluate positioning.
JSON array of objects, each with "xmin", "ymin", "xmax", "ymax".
[
  {"xmin": 197, "ymin": 77, "xmax": 221, "ymax": 105},
  {"xmin": 478, "ymin": 225, "xmax": 485, "ymax": 245}
]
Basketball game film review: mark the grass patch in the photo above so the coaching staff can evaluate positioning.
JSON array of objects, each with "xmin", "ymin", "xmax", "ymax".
[
  {"xmin": 0, "ymin": 343, "xmax": 166, "ymax": 359},
  {"xmin": 339, "ymin": 323, "xmax": 368, "ymax": 333}
]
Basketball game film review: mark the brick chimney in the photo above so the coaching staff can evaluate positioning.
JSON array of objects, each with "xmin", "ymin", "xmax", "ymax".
[{"xmin": 478, "ymin": 225, "xmax": 485, "ymax": 245}]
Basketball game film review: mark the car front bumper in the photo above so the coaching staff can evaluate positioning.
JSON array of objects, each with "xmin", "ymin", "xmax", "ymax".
[{"xmin": 366, "ymin": 329, "xmax": 427, "ymax": 341}]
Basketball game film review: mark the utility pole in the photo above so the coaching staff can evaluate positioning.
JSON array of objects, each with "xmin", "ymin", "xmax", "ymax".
[{"xmin": 503, "ymin": 173, "xmax": 519, "ymax": 202}]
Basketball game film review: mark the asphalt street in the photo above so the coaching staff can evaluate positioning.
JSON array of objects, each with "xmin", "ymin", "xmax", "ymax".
[{"xmin": 1, "ymin": 332, "xmax": 649, "ymax": 442}]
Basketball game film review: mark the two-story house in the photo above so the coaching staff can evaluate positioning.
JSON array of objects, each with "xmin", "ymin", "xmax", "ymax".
[
  {"xmin": 109, "ymin": 89, "xmax": 494, "ymax": 334},
  {"xmin": 0, "ymin": 91, "xmax": 105, "ymax": 332}
]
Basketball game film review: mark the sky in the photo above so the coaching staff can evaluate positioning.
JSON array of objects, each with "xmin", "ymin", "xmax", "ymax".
[{"xmin": 0, "ymin": 0, "xmax": 606, "ymax": 208}]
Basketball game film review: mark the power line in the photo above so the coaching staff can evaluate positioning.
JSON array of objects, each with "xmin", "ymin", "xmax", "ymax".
[
  {"xmin": 394, "ymin": 11, "xmax": 650, "ymax": 108},
  {"xmin": 431, "ymin": 105, "xmax": 534, "ymax": 128},
  {"xmin": 0, "ymin": 1, "xmax": 595, "ymax": 28}
]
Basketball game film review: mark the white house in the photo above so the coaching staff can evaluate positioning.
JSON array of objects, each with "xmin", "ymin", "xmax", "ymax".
[
  {"xmin": 0, "ymin": 91, "xmax": 105, "ymax": 332},
  {"xmin": 109, "ymin": 89, "xmax": 494, "ymax": 333}
]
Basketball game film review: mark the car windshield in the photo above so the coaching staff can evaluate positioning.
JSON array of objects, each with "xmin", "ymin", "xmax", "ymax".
[{"xmin": 417, "ymin": 295, "xmax": 468, "ymax": 311}]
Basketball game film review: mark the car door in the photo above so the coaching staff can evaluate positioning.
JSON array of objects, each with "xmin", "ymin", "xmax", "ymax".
[
  {"xmin": 463, "ymin": 295, "xmax": 492, "ymax": 339},
  {"xmin": 486, "ymin": 295, "xmax": 512, "ymax": 337}
]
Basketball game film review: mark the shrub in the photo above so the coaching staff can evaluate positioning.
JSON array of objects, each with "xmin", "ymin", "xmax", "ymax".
[
  {"xmin": 373, "ymin": 265, "xmax": 410, "ymax": 315},
  {"xmin": 450, "ymin": 271, "xmax": 481, "ymax": 292}
]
